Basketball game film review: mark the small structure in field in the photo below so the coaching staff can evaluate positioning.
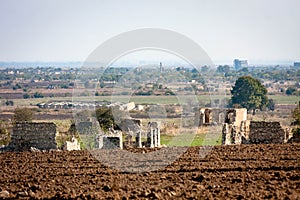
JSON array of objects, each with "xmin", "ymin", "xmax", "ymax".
[
  {"xmin": 221, "ymin": 109, "xmax": 290, "ymax": 145},
  {"xmin": 197, "ymin": 108, "xmax": 247, "ymax": 126},
  {"xmin": 63, "ymin": 137, "xmax": 81, "ymax": 151},
  {"xmin": 95, "ymin": 119, "xmax": 161, "ymax": 149},
  {"xmin": 146, "ymin": 122, "xmax": 161, "ymax": 148},
  {"xmin": 8, "ymin": 122, "xmax": 57, "ymax": 151},
  {"xmin": 98, "ymin": 131, "xmax": 123, "ymax": 149}
]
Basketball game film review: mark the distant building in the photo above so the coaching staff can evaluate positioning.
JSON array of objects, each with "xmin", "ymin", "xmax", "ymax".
[
  {"xmin": 294, "ymin": 62, "xmax": 300, "ymax": 68},
  {"xmin": 234, "ymin": 59, "xmax": 248, "ymax": 70}
]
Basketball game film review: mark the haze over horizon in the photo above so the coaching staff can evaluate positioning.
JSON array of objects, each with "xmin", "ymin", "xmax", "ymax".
[{"xmin": 0, "ymin": 0, "xmax": 299, "ymax": 64}]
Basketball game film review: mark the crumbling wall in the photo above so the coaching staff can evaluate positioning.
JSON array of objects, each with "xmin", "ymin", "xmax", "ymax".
[
  {"xmin": 222, "ymin": 123, "xmax": 231, "ymax": 145},
  {"xmin": 222, "ymin": 108, "xmax": 247, "ymax": 145},
  {"xmin": 97, "ymin": 131, "xmax": 123, "ymax": 149},
  {"xmin": 248, "ymin": 121, "xmax": 285, "ymax": 144},
  {"xmin": 103, "ymin": 137, "xmax": 122, "ymax": 149},
  {"xmin": 8, "ymin": 122, "xmax": 57, "ymax": 151},
  {"xmin": 77, "ymin": 120, "xmax": 100, "ymax": 135},
  {"xmin": 223, "ymin": 120, "xmax": 286, "ymax": 145},
  {"xmin": 288, "ymin": 132, "xmax": 300, "ymax": 143},
  {"xmin": 222, "ymin": 123, "xmax": 240, "ymax": 145},
  {"xmin": 63, "ymin": 137, "xmax": 81, "ymax": 151},
  {"xmin": 199, "ymin": 108, "xmax": 246, "ymax": 126},
  {"xmin": 225, "ymin": 108, "xmax": 247, "ymax": 129},
  {"xmin": 117, "ymin": 119, "xmax": 141, "ymax": 134}
]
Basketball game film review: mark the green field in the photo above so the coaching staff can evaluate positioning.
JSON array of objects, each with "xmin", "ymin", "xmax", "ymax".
[
  {"xmin": 267, "ymin": 95, "xmax": 299, "ymax": 105},
  {"xmin": 160, "ymin": 133, "xmax": 222, "ymax": 147}
]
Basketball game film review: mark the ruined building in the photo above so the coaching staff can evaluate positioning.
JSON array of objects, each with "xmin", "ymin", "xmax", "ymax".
[
  {"xmin": 221, "ymin": 109, "xmax": 289, "ymax": 145},
  {"xmin": 146, "ymin": 121, "xmax": 161, "ymax": 148},
  {"xmin": 197, "ymin": 108, "xmax": 247, "ymax": 126},
  {"xmin": 95, "ymin": 118, "xmax": 161, "ymax": 149},
  {"xmin": 63, "ymin": 137, "xmax": 81, "ymax": 151},
  {"xmin": 97, "ymin": 131, "xmax": 123, "ymax": 149},
  {"xmin": 7, "ymin": 122, "xmax": 57, "ymax": 151}
]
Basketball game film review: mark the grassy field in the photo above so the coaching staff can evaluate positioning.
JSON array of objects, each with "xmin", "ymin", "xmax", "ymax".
[
  {"xmin": 267, "ymin": 95, "xmax": 299, "ymax": 105},
  {"xmin": 160, "ymin": 133, "xmax": 222, "ymax": 147}
]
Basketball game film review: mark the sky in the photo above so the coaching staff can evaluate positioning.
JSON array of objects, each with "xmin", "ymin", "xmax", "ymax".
[{"xmin": 0, "ymin": 0, "xmax": 299, "ymax": 65}]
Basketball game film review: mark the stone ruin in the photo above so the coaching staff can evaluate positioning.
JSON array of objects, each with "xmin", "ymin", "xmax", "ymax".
[
  {"xmin": 77, "ymin": 121, "xmax": 100, "ymax": 135},
  {"xmin": 118, "ymin": 118, "xmax": 141, "ymax": 148},
  {"xmin": 197, "ymin": 108, "xmax": 226, "ymax": 126},
  {"xmin": 222, "ymin": 108, "xmax": 290, "ymax": 145},
  {"xmin": 7, "ymin": 122, "xmax": 57, "ymax": 151},
  {"xmin": 197, "ymin": 108, "xmax": 248, "ymax": 126},
  {"xmin": 146, "ymin": 122, "xmax": 161, "ymax": 148},
  {"xmin": 97, "ymin": 131, "xmax": 123, "ymax": 149},
  {"xmin": 95, "ymin": 119, "xmax": 161, "ymax": 149},
  {"xmin": 63, "ymin": 137, "xmax": 81, "ymax": 151},
  {"xmin": 2, "ymin": 118, "xmax": 161, "ymax": 151},
  {"xmin": 1, "ymin": 122, "xmax": 83, "ymax": 152},
  {"xmin": 247, "ymin": 121, "xmax": 286, "ymax": 144}
]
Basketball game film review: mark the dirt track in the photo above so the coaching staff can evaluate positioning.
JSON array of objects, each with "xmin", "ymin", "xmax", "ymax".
[{"xmin": 0, "ymin": 144, "xmax": 299, "ymax": 199}]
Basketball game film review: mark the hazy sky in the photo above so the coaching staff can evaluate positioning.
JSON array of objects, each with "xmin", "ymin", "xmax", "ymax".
[{"xmin": 0, "ymin": 0, "xmax": 299, "ymax": 64}]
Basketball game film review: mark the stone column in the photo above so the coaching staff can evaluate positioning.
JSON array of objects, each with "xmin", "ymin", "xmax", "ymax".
[
  {"xmin": 157, "ymin": 128, "xmax": 160, "ymax": 147},
  {"xmin": 119, "ymin": 133, "xmax": 123, "ymax": 149},
  {"xmin": 152, "ymin": 128, "xmax": 156, "ymax": 147},
  {"xmin": 150, "ymin": 127, "xmax": 154, "ymax": 147},
  {"xmin": 98, "ymin": 135, "xmax": 104, "ymax": 149},
  {"xmin": 136, "ymin": 131, "xmax": 142, "ymax": 148}
]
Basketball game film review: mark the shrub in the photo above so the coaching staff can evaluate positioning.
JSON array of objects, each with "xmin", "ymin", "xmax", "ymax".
[{"xmin": 13, "ymin": 107, "xmax": 34, "ymax": 122}]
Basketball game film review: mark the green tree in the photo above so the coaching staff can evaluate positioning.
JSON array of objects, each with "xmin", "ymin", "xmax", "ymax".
[
  {"xmin": 267, "ymin": 99, "xmax": 276, "ymax": 111},
  {"xmin": 231, "ymin": 76, "xmax": 268, "ymax": 115},
  {"xmin": 217, "ymin": 65, "xmax": 230, "ymax": 73},
  {"xmin": 286, "ymin": 87, "xmax": 297, "ymax": 95},
  {"xmin": 23, "ymin": 93, "xmax": 30, "ymax": 99},
  {"xmin": 33, "ymin": 92, "xmax": 44, "ymax": 98},
  {"xmin": 5, "ymin": 100, "xmax": 14, "ymax": 106},
  {"xmin": 96, "ymin": 107, "xmax": 115, "ymax": 133},
  {"xmin": 13, "ymin": 107, "xmax": 34, "ymax": 122}
]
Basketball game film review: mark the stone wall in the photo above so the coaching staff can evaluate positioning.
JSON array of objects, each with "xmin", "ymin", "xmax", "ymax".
[
  {"xmin": 224, "ymin": 108, "xmax": 247, "ymax": 129},
  {"xmin": 97, "ymin": 131, "xmax": 123, "ymax": 149},
  {"xmin": 222, "ymin": 120, "xmax": 287, "ymax": 145},
  {"xmin": 198, "ymin": 108, "xmax": 247, "ymax": 126},
  {"xmin": 8, "ymin": 122, "xmax": 57, "ymax": 151},
  {"xmin": 77, "ymin": 121, "xmax": 101, "ymax": 135},
  {"xmin": 248, "ymin": 121, "xmax": 285, "ymax": 144}
]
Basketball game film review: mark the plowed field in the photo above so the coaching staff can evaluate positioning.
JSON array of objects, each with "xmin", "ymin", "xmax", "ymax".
[{"xmin": 0, "ymin": 144, "xmax": 300, "ymax": 199}]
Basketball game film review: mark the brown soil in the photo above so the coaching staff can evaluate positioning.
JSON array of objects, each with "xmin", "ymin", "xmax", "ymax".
[{"xmin": 0, "ymin": 144, "xmax": 299, "ymax": 199}]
